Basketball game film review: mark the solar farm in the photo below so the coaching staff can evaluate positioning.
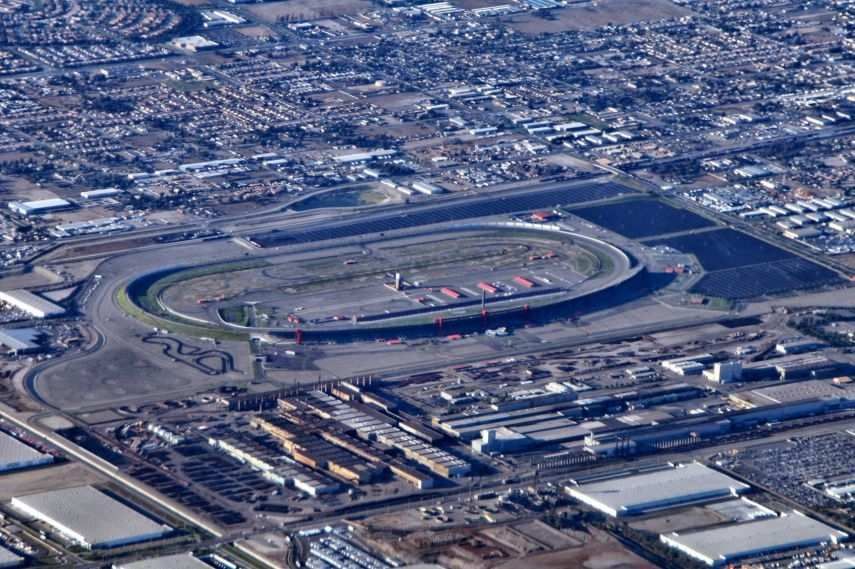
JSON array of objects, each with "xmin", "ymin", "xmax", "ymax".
[
  {"xmin": 570, "ymin": 198, "xmax": 715, "ymax": 239},
  {"xmin": 646, "ymin": 228, "xmax": 842, "ymax": 298}
]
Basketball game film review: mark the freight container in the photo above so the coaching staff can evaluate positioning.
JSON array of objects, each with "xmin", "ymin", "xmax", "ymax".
[
  {"xmin": 477, "ymin": 281, "xmax": 497, "ymax": 294},
  {"xmin": 441, "ymin": 287, "xmax": 461, "ymax": 299}
]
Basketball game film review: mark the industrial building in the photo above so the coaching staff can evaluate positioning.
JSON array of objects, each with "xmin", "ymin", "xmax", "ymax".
[
  {"xmin": 114, "ymin": 553, "xmax": 213, "ymax": 569},
  {"xmin": 252, "ymin": 417, "xmax": 385, "ymax": 485},
  {"xmin": 660, "ymin": 511, "xmax": 848, "ymax": 567},
  {"xmin": 0, "ymin": 430, "xmax": 53, "ymax": 473},
  {"xmin": 0, "ymin": 328, "xmax": 45, "ymax": 356},
  {"xmin": 388, "ymin": 461, "xmax": 435, "ymax": 489},
  {"xmin": 11, "ymin": 486, "xmax": 171, "ymax": 549},
  {"xmin": 170, "ymin": 35, "xmax": 219, "ymax": 52},
  {"xmin": 489, "ymin": 382, "xmax": 577, "ymax": 412},
  {"xmin": 294, "ymin": 391, "xmax": 470, "ymax": 478},
  {"xmin": 436, "ymin": 382, "xmax": 708, "ymax": 456},
  {"xmin": 332, "ymin": 149, "xmax": 396, "ymax": 164},
  {"xmin": 208, "ymin": 434, "xmax": 340, "ymax": 497},
  {"xmin": 730, "ymin": 380, "xmax": 855, "ymax": 408},
  {"xmin": 741, "ymin": 354, "xmax": 842, "ymax": 381},
  {"xmin": 410, "ymin": 181, "xmax": 444, "ymax": 195},
  {"xmin": 584, "ymin": 394, "xmax": 855, "ymax": 457},
  {"xmin": 0, "ymin": 290, "xmax": 65, "ymax": 319},
  {"xmin": 7, "ymin": 198, "xmax": 73, "ymax": 216},
  {"xmin": 472, "ymin": 427, "xmax": 531, "ymax": 455},
  {"xmin": 437, "ymin": 407, "xmax": 578, "ymax": 442},
  {"xmin": 776, "ymin": 338, "xmax": 822, "ymax": 355},
  {"xmin": 80, "ymin": 188, "xmax": 122, "ymax": 200},
  {"xmin": 566, "ymin": 462, "xmax": 749, "ymax": 517},
  {"xmin": 661, "ymin": 354, "xmax": 714, "ymax": 376},
  {"xmin": 703, "ymin": 361, "xmax": 742, "ymax": 383},
  {"xmin": 625, "ymin": 366, "xmax": 657, "ymax": 381},
  {"xmin": 472, "ymin": 419, "xmax": 606, "ymax": 455}
]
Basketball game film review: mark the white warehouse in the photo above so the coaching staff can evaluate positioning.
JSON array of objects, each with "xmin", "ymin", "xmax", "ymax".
[
  {"xmin": 0, "ymin": 431, "xmax": 53, "ymax": 473},
  {"xmin": 0, "ymin": 290, "xmax": 65, "ymax": 319},
  {"xmin": 11, "ymin": 486, "xmax": 171, "ymax": 549},
  {"xmin": 566, "ymin": 462, "xmax": 749, "ymax": 517},
  {"xmin": 661, "ymin": 511, "xmax": 847, "ymax": 567}
]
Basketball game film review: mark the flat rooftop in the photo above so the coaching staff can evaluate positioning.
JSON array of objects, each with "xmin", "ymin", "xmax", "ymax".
[
  {"xmin": 0, "ymin": 290, "xmax": 65, "ymax": 317},
  {"xmin": 11, "ymin": 486, "xmax": 170, "ymax": 548},
  {"xmin": 566, "ymin": 462, "xmax": 749, "ymax": 516},
  {"xmin": 661, "ymin": 512, "xmax": 848, "ymax": 567},
  {"xmin": 0, "ymin": 430, "xmax": 52, "ymax": 470},
  {"xmin": 115, "ymin": 553, "xmax": 212, "ymax": 569},
  {"xmin": 0, "ymin": 544, "xmax": 22, "ymax": 566},
  {"xmin": 731, "ymin": 380, "xmax": 855, "ymax": 408},
  {"xmin": 0, "ymin": 328, "xmax": 41, "ymax": 351}
]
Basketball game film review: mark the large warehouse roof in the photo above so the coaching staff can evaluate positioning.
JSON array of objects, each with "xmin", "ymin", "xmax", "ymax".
[
  {"xmin": 0, "ymin": 431, "xmax": 52, "ymax": 472},
  {"xmin": 566, "ymin": 462, "xmax": 749, "ymax": 517},
  {"xmin": 8, "ymin": 198, "xmax": 73, "ymax": 216},
  {"xmin": 11, "ymin": 486, "xmax": 171, "ymax": 548},
  {"xmin": 115, "ymin": 553, "xmax": 212, "ymax": 569},
  {"xmin": 0, "ymin": 544, "xmax": 22, "ymax": 567},
  {"xmin": 661, "ymin": 511, "xmax": 848, "ymax": 567},
  {"xmin": 0, "ymin": 290, "xmax": 65, "ymax": 318},
  {"xmin": 0, "ymin": 328, "xmax": 41, "ymax": 353}
]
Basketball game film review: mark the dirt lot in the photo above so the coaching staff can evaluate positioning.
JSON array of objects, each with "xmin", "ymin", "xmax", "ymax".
[
  {"xmin": 509, "ymin": 0, "xmax": 693, "ymax": 34},
  {"xmin": 0, "ymin": 462, "xmax": 102, "ymax": 500},
  {"xmin": 495, "ymin": 527, "xmax": 657, "ymax": 569},
  {"xmin": 245, "ymin": 0, "xmax": 374, "ymax": 22},
  {"xmin": 236, "ymin": 25, "xmax": 278, "ymax": 39},
  {"xmin": 628, "ymin": 507, "xmax": 725, "ymax": 534}
]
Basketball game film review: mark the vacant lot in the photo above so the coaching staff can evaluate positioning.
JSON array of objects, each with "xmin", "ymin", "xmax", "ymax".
[
  {"xmin": 496, "ymin": 527, "xmax": 658, "ymax": 569},
  {"xmin": 510, "ymin": 0, "xmax": 693, "ymax": 34},
  {"xmin": 246, "ymin": 0, "xmax": 373, "ymax": 22}
]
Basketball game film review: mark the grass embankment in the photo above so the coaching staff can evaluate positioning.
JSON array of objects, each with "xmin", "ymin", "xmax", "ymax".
[
  {"xmin": 219, "ymin": 305, "xmax": 251, "ymax": 327},
  {"xmin": 117, "ymin": 259, "xmax": 269, "ymax": 341}
]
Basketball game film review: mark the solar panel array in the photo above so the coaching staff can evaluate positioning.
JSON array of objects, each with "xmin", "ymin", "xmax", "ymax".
[
  {"xmin": 690, "ymin": 258, "xmax": 840, "ymax": 299},
  {"xmin": 647, "ymin": 228, "xmax": 841, "ymax": 298},
  {"xmin": 571, "ymin": 199, "xmax": 714, "ymax": 239},
  {"xmin": 647, "ymin": 228, "xmax": 793, "ymax": 271},
  {"xmin": 250, "ymin": 181, "xmax": 632, "ymax": 247}
]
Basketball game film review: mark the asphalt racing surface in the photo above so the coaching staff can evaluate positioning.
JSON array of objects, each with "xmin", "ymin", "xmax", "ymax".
[{"xmin": 249, "ymin": 179, "xmax": 634, "ymax": 247}]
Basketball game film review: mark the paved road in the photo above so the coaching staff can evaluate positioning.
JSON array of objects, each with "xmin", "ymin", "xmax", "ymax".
[{"xmin": 624, "ymin": 123, "xmax": 855, "ymax": 171}]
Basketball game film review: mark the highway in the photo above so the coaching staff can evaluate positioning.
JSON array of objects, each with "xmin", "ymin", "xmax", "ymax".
[
  {"xmin": 624, "ymin": 123, "xmax": 855, "ymax": 171},
  {"xmin": 18, "ymin": 176, "xmax": 621, "ymax": 268}
]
